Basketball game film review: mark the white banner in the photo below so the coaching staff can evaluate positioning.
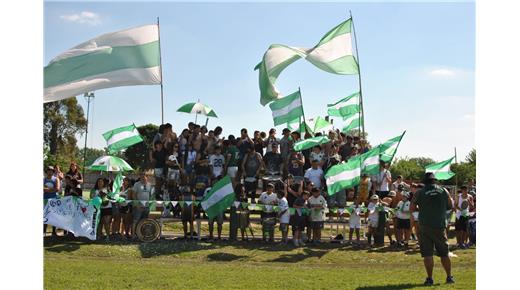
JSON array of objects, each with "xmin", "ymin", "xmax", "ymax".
[{"xmin": 43, "ymin": 196, "xmax": 100, "ymax": 240}]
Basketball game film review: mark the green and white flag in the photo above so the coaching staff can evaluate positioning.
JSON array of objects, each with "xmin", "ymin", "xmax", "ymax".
[
  {"xmin": 342, "ymin": 112, "xmax": 362, "ymax": 133},
  {"xmin": 327, "ymin": 92, "xmax": 360, "ymax": 118},
  {"xmin": 293, "ymin": 136, "xmax": 330, "ymax": 151},
  {"xmin": 102, "ymin": 124, "xmax": 143, "ymax": 153},
  {"xmin": 359, "ymin": 146, "xmax": 381, "ymax": 176},
  {"xmin": 325, "ymin": 155, "xmax": 362, "ymax": 195},
  {"xmin": 379, "ymin": 131, "xmax": 406, "ymax": 163},
  {"xmin": 201, "ymin": 175, "xmax": 235, "ymax": 219},
  {"xmin": 255, "ymin": 19, "xmax": 358, "ymax": 106},
  {"xmin": 44, "ymin": 25, "xmax": 161, "ymax": 102},
  {"xmin": 298, "ymin": 116, "xmax": 334, "ymax": 134},
  {"xmin": 269, "ymin": 90, "xmax": 304, "ymax": 126},
  {"xmin": 425, "ymin": 157, "xmax": 456, "ymax": 180}
]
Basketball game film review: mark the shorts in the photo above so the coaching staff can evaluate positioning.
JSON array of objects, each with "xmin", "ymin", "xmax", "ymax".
[
  {"xmin": 154, "ymin": 168, "xmax": 164, "ymax": 178},
  {"xmin": 311, "ymin": 221, "xmax": 324, "ymax": 230},
  {"xmin": 396, "ymin": 218, "xmax": 411, "ymax": 229},
  {"xmin": 227, "ymin": 166, "xmax": 238, "ymax": 178},
  {"xmin": 132, "ymin": 206, "xmax": 150, "ymax": 222},
  {"xmin": 455, "ymin": 216, "xmax": 469, "ymax": 231},
  {"xmin": 119, "ymin": 205, "xmax": 132, "ymax": 214},
  {"xmin": 327, "ymin": 190, "xmax": 346, "ymax": 208},
  {"xmin": 376, "ymin": 191, "xmax": 389, "ymax": 199},
  {"xmin": 279, "ymin": 223, "xmax": 289, "ymax": 232},
  {"xmin": 181, "ymin": 205, "xmax": 193, "ymax": 222},
  {"xmin": 349, "ymin": 216, "xmax": 361, "ymax": 229},
  {"xmin": 101, "ymin": 208, "xmax": 112, "ymax": 217},
  {"xmin": 419, "ymin": 224, "xmax": 450, "ymax": 257},
  {"xmin": 369, "ymin": 218, "xmax": 379, "ymax": 228},
  {"xmin": 245, "ymin": 180, "xmax": 257, "ymax": 192},
  {"xmin": 185, "ymin": 163, "xmax": 194, "ymax": 175},
  {"xmin": 290, "ymin": 213, "xmax": 306, "ymax": 231},
  {"xmin": 209, "ymin": 212, "xmax": 224, "ymax": 225}
]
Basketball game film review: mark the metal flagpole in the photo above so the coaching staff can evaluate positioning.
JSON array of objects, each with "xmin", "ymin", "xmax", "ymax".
[
  {"xmin": 298, "ymin": 87, "xmax": 309, "ymax": 136},
  {"xmin": 349, "ymin": 11, "xmax": 365, "ymax": 139},
  {"xmin": 82, "ymin": 92, "xmax": 95, "ymax": 178},
  {"xmin": 157, "ymin": 17, "xmax": 165, "ymax": 124}
]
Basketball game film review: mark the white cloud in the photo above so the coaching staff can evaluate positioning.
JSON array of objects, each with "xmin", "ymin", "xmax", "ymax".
[
  {"xmin": 429, "ymin": 68, "xmax": 456, "ymax": 77},
  {"xmin": 60, "ymin": 11, "xmax": 101, "ymax": 26}
]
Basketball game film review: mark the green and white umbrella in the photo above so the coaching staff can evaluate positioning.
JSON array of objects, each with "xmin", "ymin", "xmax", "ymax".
[
  {"xmin": 88, "ymin": 155, "xmax": 134, "ymax": 172},
  {"xmin": 293, "ymin": 136, "xmax": 330, "ymax": 151},
  {"xmin": 177, "ymin": 101, "xmax": 218, "ymax": 119}
]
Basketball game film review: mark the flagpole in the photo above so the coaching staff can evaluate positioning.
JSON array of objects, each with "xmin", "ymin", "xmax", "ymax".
[
  {"xmin": 157, "ymin": 17, "xmax": 165, "ymax": 124},
  {"xmin": 389, "ymin": 130, "xmax": 406, "ymax": 164},
  {"xmin": 82, "ymin": 92, "xmax": 94, "ymax": 179},
  {"xmin": 349, "ymin": 11, "xmax": 365, "ymax": 140},
  {"xmin": 298, "ymin": 87, "xmax": 308, "ymax": 136},
  {"xmin": 454, "ymin": 147, "xmax": 458, "ymax": 189}
]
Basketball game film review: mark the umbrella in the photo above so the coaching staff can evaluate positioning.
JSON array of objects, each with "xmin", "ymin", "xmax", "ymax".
[
  {"xmin": 177, "ymin": 101, "xmax": 218, "ymax": 123},
  {"xmin": 293, "ymin": 136, "xmax": 330, "ymax": 151},
  {"xmin": 88, "ymin": 155, "xmax": 134, "ymax": 172}
]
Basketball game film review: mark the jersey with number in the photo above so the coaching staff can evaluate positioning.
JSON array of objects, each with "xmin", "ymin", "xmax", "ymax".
[{"xmin": 209, "ymin": 154, "xmax": 225, "ymax": 178}]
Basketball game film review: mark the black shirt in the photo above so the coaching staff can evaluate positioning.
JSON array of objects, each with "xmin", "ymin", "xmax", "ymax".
[
  {"xmin": 152, "ymin": 149, "xmax": 167, "ymax": 168},
  {"xmin": 264, "ymin": 152, "xmax": 283, "ymax": 173}
]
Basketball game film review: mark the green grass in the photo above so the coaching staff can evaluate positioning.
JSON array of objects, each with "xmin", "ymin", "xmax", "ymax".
[{"xmin": 44, "ymin": 237, "xmax": 475, "ymax": 290}]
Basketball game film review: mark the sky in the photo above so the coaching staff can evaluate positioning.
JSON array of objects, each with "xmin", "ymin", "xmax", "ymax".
[{"xmin": 44, "ymin": 1, "xmax": 475, "ymax": 162}]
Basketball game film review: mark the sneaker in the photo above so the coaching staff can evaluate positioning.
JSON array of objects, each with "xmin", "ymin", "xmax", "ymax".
[
  {"xmin": 424, "ymin": 277, "xmax": 434, "ymax": 286},
  {"xmin": 446, "ymin": 276, "xmax": 455, "ymax": 284}
]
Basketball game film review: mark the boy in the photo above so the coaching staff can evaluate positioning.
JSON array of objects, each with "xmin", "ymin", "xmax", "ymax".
[
  {"xmin": 235, "ymin": 183, "xmax": 254, "ymax": 241},
  {"xmin": 395, "ymin": 192, "xmax": 412, "ymax": 247},
  {"xmin": 291, "ymin": 191, "xmax": 308, "ymax": 247},
  {"xmin": 193, "ymin": 163, "xmax": 211, "ymax": 219},
  {"xmin": 181, "ymin": 184, "xmax": 195, "ymax": 239},
  {"xmin": 304, "ymin": 159, "xmax": 324, "ymax": 189},
  {"xmin": 307, "ymin": 187, "xmax": 327, "ymax": 243},
  {"xmin": 366, "ymin": 194, "xmax": 382, "ymax": 247},
  {"xmin": 209, "ymin": 145, "xmax": 225, "ymax": 184},
  {"xmin": 224, "ymin": 136, "xmax": 240, "ymax": 185},
  {"xmin": 277, "ymin": 187, "xmax": 290, "ymax": 243},
  {"xmin": 206, "ymin": 187, "xmax": 224, "ymax": 241},
  {"xmin": 347, "ymin": 194, "xmax": 363, "ymax": 245},
  {"xmin": 259, "ymin": 183, "xmax": 279, "ymax": 242}
]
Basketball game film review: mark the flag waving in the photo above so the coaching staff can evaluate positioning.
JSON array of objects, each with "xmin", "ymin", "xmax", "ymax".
[
  {"xmin": 379, "ymin": 131, "xmax": 406, "ymax": 163},
  {"xmin": 44, "ymin": 25, "xmax": 161, "ymax": 102},
  {"xmin": 425, "ymin": 157, "xmax": 456, "ymax": 180},
  {"xmin": 327, "ymin": 92, "xmax": 360, "ymax": 119},
  {"xmin": 255, "ymin": 19, "xmax": 358, "ymax": 106},
  {"xmin": 102, "ymin": 124, "xmax": 144, "ymax": 153},
  {"xmin": 201, "ymin": 176, "xmax": 235, "ymax": 219},
  {"xmin": 269, "ymin": 90, "xmax": 304, "ymax": 126},
  {"xmin": 325, "ymin": 155, "xmax": 362, "ymax": 195}
]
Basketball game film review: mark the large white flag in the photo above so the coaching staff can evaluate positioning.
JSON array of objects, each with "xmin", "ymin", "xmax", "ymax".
[
  {"xmin": 44, "ymin": 25, "xmax": 161, "ymax": 102},
  {"xmin": 43, "ymin": 196, "xmax": 101, "ymax": 240}
]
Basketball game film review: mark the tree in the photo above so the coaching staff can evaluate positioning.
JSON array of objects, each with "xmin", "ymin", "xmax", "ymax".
[
  {"xmin": 124, "ymin": 124, "xmax": 158, "ymax": 170},
  {"xmin": 465, "ymin": 148, "xmax": 476, "ymax": 165},
  {"xmin": 390, "ymin": 156, "xmax": 436, "ymax": 181},
  {"xmin": 77, "ymin": 147, "xmax": 107, "ymax": 167},
  {"xmin": 43, "ymin": 97, "xmax": 87, "ymax": 169}
]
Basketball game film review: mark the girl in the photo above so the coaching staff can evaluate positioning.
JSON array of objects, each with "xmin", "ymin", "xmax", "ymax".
[
  {"xmin": 90, "ymin": 178, "xmax": 112, "ymax": 241},
  {"xmin": 395, "ymin": 192, "xmax": 412, "ymax": 247},
  {"xmin": 118, "ymin": 177, "xmax": 133, "ymax": 239},
  {"xmin": 366, "ymin": 195, "xmax": 381, "ymax": 247}
]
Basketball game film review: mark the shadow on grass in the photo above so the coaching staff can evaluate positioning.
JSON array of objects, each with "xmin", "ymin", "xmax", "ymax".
[
  {"xmin": 268, "ymin": 248, "xmax": 328, "ymax": 263},
  {"xmin": 45, "ymin": 243, "xmax": 81, "ymax": 253},
  {"xmin": 355, "ymin": 283, "xmax": 424, "ymax": 290},
  {"xmin": 207, "ymin": 252, "xmax": 248, "ymax": 262}
]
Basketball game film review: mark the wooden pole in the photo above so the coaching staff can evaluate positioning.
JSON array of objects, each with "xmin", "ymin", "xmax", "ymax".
[
  {"xmin": 349, "ymin": 11, "xmax": 365, "ymax": 139},
  {"xmin": 157, "ymin": 17, "xmax": 165, "ymax": 124}
]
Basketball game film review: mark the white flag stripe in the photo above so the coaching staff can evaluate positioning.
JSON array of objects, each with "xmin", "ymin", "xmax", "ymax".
[
  {"xmin": 363, "ymin": 155, "xmax": 380, "ymax": 168},
  {"xmin": 272, "ymin": 97, "xmax": 302, "ymax": 118},
  {"xmin": 201, "ymin": 183, "xmax": 234, "ymax": 210},
  {"xmin": 44, "ymin": 67, "xmax": 161, "ymax": 102},
  {"xmin": 265, "ymin": 46, "xmax": 302, "ymax": 71},
  {"xmin": 334, "ymin": 95, "xmax": 359, "ymax": 109},
  {"xmin": 106, "ymin": 129, "xmax": 140, "ymax": 146},
  {"xmin": 307, "ymin": 33, "xmax": 352, "ymax": 63},
  {"xmin": 426, "ymin": 163, "xmax": 451, "ymax": 174},
  {"xmin": 326, "ymin": 167, "xmax": 361, "ymax": 184},
  {"xmin": 50, "ymin": 25, "xmax": 159, "ymax": 63}
]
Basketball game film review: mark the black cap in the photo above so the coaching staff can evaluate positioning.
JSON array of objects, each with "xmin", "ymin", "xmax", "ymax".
[
  {"xmin": 424, "ymin": 172, "xmax": 437, "ymax": 181},
  {"xmin": 397, "ymin": 184, "xmax": 405, "ymax": 191}
]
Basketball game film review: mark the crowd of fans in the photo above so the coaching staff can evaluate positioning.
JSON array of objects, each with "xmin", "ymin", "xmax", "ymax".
[{"xmin": 43, "ymin": 122, "xmax": 476, "ymax": 248}]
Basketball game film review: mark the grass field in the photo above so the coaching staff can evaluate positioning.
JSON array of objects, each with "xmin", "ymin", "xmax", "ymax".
[{"xmin": 44, "ymin": 235, "xmax": 475, "ymax": 290}]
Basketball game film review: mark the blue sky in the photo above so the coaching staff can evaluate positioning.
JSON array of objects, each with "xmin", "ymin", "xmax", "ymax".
[{"xmin": 44, "ymin": 1, "xmax": 475, "ymax": 161}]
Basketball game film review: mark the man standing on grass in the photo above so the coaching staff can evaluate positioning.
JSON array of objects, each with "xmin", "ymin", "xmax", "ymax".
[{"xmin": 411, "ymin": 172, "xmax": 455, "ymax": 286}]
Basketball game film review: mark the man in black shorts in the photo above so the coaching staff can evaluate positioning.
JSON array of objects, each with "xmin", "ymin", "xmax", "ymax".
[{"xmin": 411, "ymin": 172, "xmax": 455, "ymax": 286}]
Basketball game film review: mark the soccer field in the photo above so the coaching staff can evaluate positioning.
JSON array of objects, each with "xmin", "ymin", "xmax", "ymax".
[{"xmin": 44, "ymin": 237, "xmax": 475, "ymax": 290}]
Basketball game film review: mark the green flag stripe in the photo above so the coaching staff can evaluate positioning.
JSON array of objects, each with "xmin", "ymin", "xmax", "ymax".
[
  {"xmin": 315, "ymin": 19, "xmax": 352, "ymax": 46},
  {"xmin": 45, "ymin": 41, "xmax": 160, "ymax": 88},
  {"xmin": 269, "ymin": 90, "xmax": 300, "ymax": 110}
]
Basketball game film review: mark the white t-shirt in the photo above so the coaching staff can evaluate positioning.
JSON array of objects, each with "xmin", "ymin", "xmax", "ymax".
[
  {"xmin": 375, "ymin": 169, "xmax": 391, "ymax": 191},
  {"xmin": 133, "ymin": 182, "xmax": 153, "ymax": 203},
  {"xmin": 186, "ymin": 150, "xmax": 197, "ymax": 165},
  {"xmin": 94, "ymin": 188, "xmax": 112, "ymax": 209},
  {"xmin": 308, "ymin": 195, "xmax": 327, "ymax": 221},
  {"xmin": 209, "ymin": 154, "xmax": 225, "ymax": 178},
  {"xmin": 348, "ymin": 205, "xmax": 362, "ymax": 228},
  {"xmin": 278, "ymin": 197, "xmax": 290, "ymax": 224},
  {"xmin": 259, "ymin": 192, "xmax": 278, "ymax": 213},
  {"xmin": 304, "ymin": 167, "xmax": 324, "ymax": 188},
  {"xmin": 367, "ymin": 201, "xmax": 380, "ymax": 224},
  {"xmin": 396, "ymin": 200, "xmax": 411, "ymax": 219}
]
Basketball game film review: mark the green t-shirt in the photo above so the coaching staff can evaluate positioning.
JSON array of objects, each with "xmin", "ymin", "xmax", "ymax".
[
  {"xmin": 226, "ymin": 146, "xmax": 240, "ymax": 167},
  {"xmin": 414, "ymin": 184, "xmax": 450, "ymax": 229}
]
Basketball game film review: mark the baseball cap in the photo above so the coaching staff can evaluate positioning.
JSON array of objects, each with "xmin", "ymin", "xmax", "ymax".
[
  {"xmin": 388, "ymin": 191, "xmax": 396, "ymax": 197},
  {"xmin": 370, "ymin": 194, "xmax": 379, "ymax": 200},
  {"xmin": 424, "ymin": 172, "xmax": 437, "ymax": 181},
  {"xmin": 46, "ymin": 165, "xmax": 55, "ymax": 171}
]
